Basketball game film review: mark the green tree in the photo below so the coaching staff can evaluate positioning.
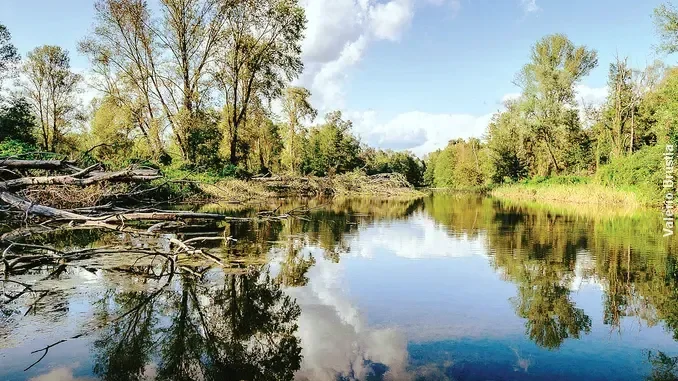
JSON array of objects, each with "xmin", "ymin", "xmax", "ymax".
[
  {"xmin": 602, "ymin": 56, "xmax": 635, "ymax": 159},
  {"xmin": 87, "ymin": 96, "xmax": 135, "ymax": 160},
  {"xmin": 0, "ymin": 25, "xmax": 36, "ymax": 147},
  {"xmin": 655, "ymin": 2, "xmax": 678, "ymax": 55},
  {"xmin": 363, "ymin": 148, "xmax": 426, "ymax": 186},
  {"xmin": 281, "ymin": 87, "xmax": 316, "ymax": 173},
  {"xmin": 428, "ymin": 139, "xmax": 488, "ymax": 188},
  {"xmin": 423, "ymin": 150, "xmax": 440, "ymax": 186},
  {"xmin": 216, "ymin": 0, "xmax": 306, "ymax": 166},
  {"xmin": 81, "ymin": 0, "xmax": 225, "ymax": 163},
  {"xmin": 486, "ymin": 102, "xmax": 530, "ymax": 182},
  {"xmin": 0, "ymin": 23, "xmax": 19, "ymax": 90},
  {"xmin": 516, "ymin": 34, "xmax": 598, "ymax": 175},
  {"xmin": 20, "ymin": 45, "xmax": 82, "ymax": 152},
  {"xmin": 0, "ymin": 98, "xmax": 36, "ymax": 145},
  {"xmin": 302, "ymin": 110, "xmax": 361, "ymax": 176}
]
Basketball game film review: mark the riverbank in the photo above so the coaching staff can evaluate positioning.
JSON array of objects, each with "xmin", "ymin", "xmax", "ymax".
[
  {"xmin": 168, "ymin": 171, "xmax": 427, "ymax": 204},
  {"xmin": 490, "ymin": 182, "xmax": 642, "ymax": 208}
]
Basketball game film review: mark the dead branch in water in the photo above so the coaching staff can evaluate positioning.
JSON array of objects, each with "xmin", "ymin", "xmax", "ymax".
[
  {"xmin": 0, "ymin": 160, "xmax": 291, "ymax": 226},
  {"xmin": 1, "ymin": 190, "xmax": 285, "ymax": 223}
]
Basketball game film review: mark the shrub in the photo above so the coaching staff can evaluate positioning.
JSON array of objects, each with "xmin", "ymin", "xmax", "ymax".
[
  {"xmin": 596, "ymin": 145, "xmax": 666, "ymax": 204},
  {"xmin": 0, "ymin": 139, "xmax": 39, "ymax": 158}
]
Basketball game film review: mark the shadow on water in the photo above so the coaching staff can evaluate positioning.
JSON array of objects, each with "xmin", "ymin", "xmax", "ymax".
[{"xmin": 1, "ymin": 194, "xmax": 678, "ymax": 380}]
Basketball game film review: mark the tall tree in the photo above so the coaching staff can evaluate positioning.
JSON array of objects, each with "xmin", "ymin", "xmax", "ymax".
[
  {"xmin": 0, "ymin": 24, "xmax": 34, "ymax": 145},
  {"xmin": 516, "ymin": 34, "xmax": 598, "ymax": 174},
  {"xmin": 302, "ymin": 110, "xmax": 361, "ymax": 176},
  {"xmin": 20, "ymin": 46, "xmax": 82, "ymax": 152},
  {"xmin": 81, "ymin": 0, "xmax": 225, "ymax": 162},
  {"xmin": 0, "ymin": 24, "xmax": 19, "ymax": 91},
  {"xmin": 605, "ymin": 56, "xmax": 634, "ymax": 159},
  {"xmin": 486, "ymin": 101, "xmax": 530, "ymax": 182},
  {"xmin": 0, "ymin": 98, "xmax": 36, "ymax": 144},
  {"xmin": 654, "ymin": 2, "xmax": 678, "ymax": 55},
  {"xmin": 215, "ymin": 0, "xmax": 306, "ymax": 166},
  {"xmin": 280, "ymin": 86, "xmax": 316, "ymax": 173}
]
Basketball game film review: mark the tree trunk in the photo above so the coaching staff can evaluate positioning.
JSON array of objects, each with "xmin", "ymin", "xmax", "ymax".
[
  {"xmin": 230, "ymin": 122, "xmax": 238, "ymax": 165},
  {"xmin": 0, "ymin": 159, "xmax": 76, "ymax": 170},
  {"xmin": 544, "ymin": 137, "xmax": 560, "ymax": 174},
  {"xmin": 629, "ymin": 111, "xmax": 634, "ymax": 155}
]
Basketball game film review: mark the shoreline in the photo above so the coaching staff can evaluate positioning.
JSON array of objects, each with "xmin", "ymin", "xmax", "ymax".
[
  {"xmin": 196, "ymin": 172, "xmax": 427, "ymax": 204},
  {"xmin": 488, "ymin": 183, "xmax": 644, "ymax": 209}
]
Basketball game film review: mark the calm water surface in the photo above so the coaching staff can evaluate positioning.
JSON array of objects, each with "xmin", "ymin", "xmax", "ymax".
[{"xmin": 1, "ymin": 194, "xmax": 677, "ymax": 381}]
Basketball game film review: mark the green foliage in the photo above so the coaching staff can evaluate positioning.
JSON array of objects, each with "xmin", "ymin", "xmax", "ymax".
[
  {"xmin": 654, "ymin": 2, "xmax": 678, "ymax": 55},
  {"xmin": 518, "ymin": 175, "xmax": 591, "ymax": 186},
  {"xmin": 486, "ymin": 102, "xmax": 529, "ymax": 183},
  {"xmin": 0, "ymin": 23, "xmax": 19, "ymax": 88},
  {"xmin": 281, "ymin": 87, "xmax": 317, "ymax": 173},
  {"xmin": 21, "ymin": 45, "xmax": 82, "ymax": 152},
  {"xmin": 596, "ymin": 144, "xmax": 667, "ymax": 204},
  {"xmin": 363, "ymin": 149, "xmax": 425, "ymax": 187},
  {"xmin": 185, "ymin": 110, "xmax": 224, "ymax": 170},
  {"xmin": 219, "ymin": 1, "xmax": 307, "ymax": 166},
  {"xmin": 646, "ymin": 68, "xmax": 678, "ymax": 143},
  {"xmin": 301, "ymin": 111, "xmax": 361, "ymax": 177},
  {"xmin": 0, "ymin": 97, "xmax": 36, "ymax": 145},
  {"xmin": 426, "ymin": 138, "xmax": 489, "ymax": 189},
  {"xmin": 647, "ymin": 351, "xmax": 678, "ymax": 381},
  {"xmin": 0, "ymin": 139, "xmax": 39, "ymax": 158},
  {"xmin": 518, "ymin": 34, "xmax": 598, "ymax": 175}
]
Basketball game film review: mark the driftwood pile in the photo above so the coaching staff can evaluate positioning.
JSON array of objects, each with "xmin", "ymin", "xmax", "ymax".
[
  {"xmin": 0, "ymin": 158, "xmax": 306, "ymax": 372},
  {"xmin": 0, "ymin": 158, "xmax": 287, "ymax": 223},
  {"xmin": 0, "ymin": 158, "xmax": 294, "ymax": 276}
]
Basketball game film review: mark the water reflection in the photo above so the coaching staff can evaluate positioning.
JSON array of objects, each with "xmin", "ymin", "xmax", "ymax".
[
  {"xmin": 93, "ymin": 269, "xmax": 301, "ymax": 381},
  {"xmin": 1, "ymin": 194, "xmax": 678, "ymax": 381}
]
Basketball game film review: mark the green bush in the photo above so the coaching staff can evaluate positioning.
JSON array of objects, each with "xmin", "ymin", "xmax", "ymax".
[
  {"xmin": 596, "ymin": 145, "xmax": 666, "ymax": 204},
  {"xmin": 519, "ymin": 175, "xmax": 591, "ymax": 186},
  {"xmin": 0, "ymin": 139, "xmax": 39, "ymax": 158}
]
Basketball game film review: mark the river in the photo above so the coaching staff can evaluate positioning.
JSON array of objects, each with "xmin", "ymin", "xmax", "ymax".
[{"xmin": 1, "ymin": 194, "xmax": 677, "ymax": 381}]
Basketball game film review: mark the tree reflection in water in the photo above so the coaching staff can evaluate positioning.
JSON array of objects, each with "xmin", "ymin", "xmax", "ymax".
[
  {"xmin": 5, "ymin": 195, "xmax": 678, "ymax": 380},
  {"xmin": 510, "ymin": 263, "xmax": 592, "ymax": 349},
  {"xmin": 91, "ymin": 270, "xmax": 301, "ymax": 381}
]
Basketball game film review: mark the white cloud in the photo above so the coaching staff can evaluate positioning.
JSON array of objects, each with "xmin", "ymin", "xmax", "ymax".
[
  {"xmin": 575, "ymin": 84, "xmax": 608, "ymax": 107},
  {"xmin": 300, "ymin": 0, "xmax": 458, "ymax": 110},
  {"xmin": 288, "ymin": 256, "xmax": 411, "ymax": 381},
  {"xmin": 370, "ymin": 0, "xmax": 414, "ymax": 41},
  {"xmin": 350, "ymin": 109, "xmax": 493, "ymax": 156},
  {"xmin": 501, "ymin": 92, "xmax": 521, "ymax": 104},
  {"xmin": 29, "ymin": 367, "xmax": 96, "ymax": 381},
  {"xmin": 520, "ymin": 0, "xmax": 539, "ymax": 14},
  {"xmin": 310, "ymin": 36, "xmax": 368, "ymax": 110},
  {"xmin": 348, "ymin": 213, "xmax": 487, "ymax": 259}
]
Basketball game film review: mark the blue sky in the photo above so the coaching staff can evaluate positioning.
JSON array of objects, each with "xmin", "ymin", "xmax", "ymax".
[{"xmin": 0, "ymin": 0, "xmax": 671, "ymax": 155}]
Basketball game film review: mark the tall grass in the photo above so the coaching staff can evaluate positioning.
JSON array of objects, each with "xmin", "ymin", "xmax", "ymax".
[
  {"xmin": 492, "ymin": 145, "xmax": 669, "ymax": 208},
  {"xmin": 491, "ymin": 182, "xmax": 641, "ymax": 207}
]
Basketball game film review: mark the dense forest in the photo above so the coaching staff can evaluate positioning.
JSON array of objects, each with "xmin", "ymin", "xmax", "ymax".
[
  {"xmin": 0, "ymin": 0, "xmax": 425, "ymax": 186},
  {"xmin": 427, "ymin": 5, "xmax": 678, "ymax": 204},
  {"xmin": 0, "ymin": 1, "xmax": 677, "ymax": 199}
]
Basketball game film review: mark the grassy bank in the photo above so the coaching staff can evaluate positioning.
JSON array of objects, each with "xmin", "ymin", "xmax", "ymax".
[
  {"xmin": 177, "ymin": 171, "xmax": 426, "ymax": 203},
  {"xmin": 490, "ymin": 176, "xmax": 643, "ymax": 208},
  {"xmin": 490, "ymin": 143, "xmax": 671, "ymax": 209}
]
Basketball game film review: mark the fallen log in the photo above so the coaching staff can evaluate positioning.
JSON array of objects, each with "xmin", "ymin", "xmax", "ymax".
[
  {"xmin": 0, "ymin": 191, "xmax": 91, "ymax": 220},
  {"xmin": 0, "ymin": 168, "xmax": 161, "ymax": 190},
  {"xmin": 0, "ymin": 159, "xmax": 78, "ymax": 171},
  {"xmin": 0, "ymin": 190, "xmax": 284, "ymax": 224}
]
